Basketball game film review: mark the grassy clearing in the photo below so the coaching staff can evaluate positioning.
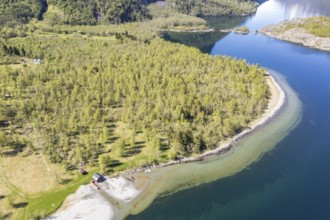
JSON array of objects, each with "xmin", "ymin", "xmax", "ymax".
[
  {"xmin": 0, "ymin": 180, "xmax": 14, "ymax": 219},
  {"xmin": 0, "ymin": 153, "xmax": 96, "ymax": 219},
  {"xmin": 1, "ymin": 154, "xmax": 72, "ymax": 194},
  {"xmin": 18, "ymin": 171, "xmax": 94, "ymax": 219},
  {"xmin": 0, "ymin": 166, "xmax": 95, "ymax": 219}
]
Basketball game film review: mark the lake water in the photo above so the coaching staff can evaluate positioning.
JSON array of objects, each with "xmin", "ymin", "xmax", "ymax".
[{"xmin": 129, "ymin": 0, "xmax": 330, "ymax": 219}]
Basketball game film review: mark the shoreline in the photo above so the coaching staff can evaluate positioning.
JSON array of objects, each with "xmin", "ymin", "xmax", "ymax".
[
  {"xmin": 259, "ymin": 19, "xmax": 330, "ymax": 52},
  {"xmin": 50, "ymin": 72, "xmax": 291, "ymax": 220},
  {"xmin": 160, "ymin": 28, "xmax": 215, "ymax": 33},
  {"xmin": 120, "ymin": 73, "xmax": 284, "ymax": 175},
  {"xmin": 123, "ymin": 71, "xmax": 301, "ymax": 219}
]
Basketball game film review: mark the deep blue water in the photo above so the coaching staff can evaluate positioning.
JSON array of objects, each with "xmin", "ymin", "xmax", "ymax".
[{"xmin": 129, "ymin": 0, "xmax": 330, "ymax": 219}]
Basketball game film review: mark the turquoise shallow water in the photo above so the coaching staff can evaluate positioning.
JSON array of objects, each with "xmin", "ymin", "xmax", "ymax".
[{"xmin": 129, "ymin": 0, "xmax": 330, "ymax": 219}]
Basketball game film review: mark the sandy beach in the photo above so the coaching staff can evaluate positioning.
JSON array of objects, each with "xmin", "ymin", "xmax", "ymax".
[{"xmin": 49, "ymin": 73, "xmax": 293, "ymax": 220}]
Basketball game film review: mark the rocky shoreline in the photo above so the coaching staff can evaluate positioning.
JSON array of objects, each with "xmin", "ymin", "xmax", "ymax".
[{"xmin": 260, "ymin": 19, "xmax": 330, "ymax": 52}]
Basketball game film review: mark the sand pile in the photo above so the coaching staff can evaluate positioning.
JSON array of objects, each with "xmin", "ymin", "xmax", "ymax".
[
  {"xmin": 101, "ymin": 176, "xmax": 140, "ymax": 202},
  {"xmin": 48, "ymin": 185, "xmax": 115, "ymax": 220}
]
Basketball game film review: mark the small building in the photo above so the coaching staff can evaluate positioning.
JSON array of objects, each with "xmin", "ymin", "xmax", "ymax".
[
  {"xmin": 79, "ymin": 168, "xmax": 88, "ymax": 175},
  {"xmin": 92, "ymin": 173, "xmax": 106, "ymax": 183},
  {"xmin": 33, "ymin": 58, "xmax": 42, "ymax": 65}
]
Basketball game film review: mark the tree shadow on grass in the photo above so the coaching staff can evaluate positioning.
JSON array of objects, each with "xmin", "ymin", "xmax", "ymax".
[
  {"xmin": 59, "ymin": 178, "xmax": 72, "ymax": 185},
  {"xmin": 1, "ymin": 150, "xmax": 18, "ymax": 157},
  {"xmin": 12, "ymin": 202, "xmax": 28, "ymax": 209},
  {"xmin": 106, "ymin": 136, "xmax": 119, "ymax": 144},
  {"xmin": 0, "ymin": 212, "xmax": 13, "ymax": 219},
  {"xmin": 0, "ymin": 120, "xmax": 9, "ymax": 128},
  {"xmin": 123, "ymin": 145, "xmax": 144, "ymax": 157},
  {"xmin": 106, "ymin": 124, "xmax": 116, "ymax": 129},
  {"xmin": 109, "ymin": 160, "xmax": 123, "ymax": 168},
  {"xmin": 159, "ymin": 143, "xmax": 170, "ymax": 151}
]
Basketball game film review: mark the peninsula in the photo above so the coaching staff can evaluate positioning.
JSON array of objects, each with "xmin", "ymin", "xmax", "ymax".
[
  {"xmin": 0, "ymin": 0, "xmax": 284, "ymax": 219},
  {"xmin": 260, "ymin": 16, "xmax": 330, "ymax": 52},
  {"xmin": 51, "ymin": 73, "xmax": 286, "ymax": 220}
]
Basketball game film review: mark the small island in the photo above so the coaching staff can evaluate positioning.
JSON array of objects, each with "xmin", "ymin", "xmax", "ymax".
[
  {"xmin": 259, "ymin": 16, "xmax": 330, "ymax": 52},
  {"xmin": 233, "ymin": 26, "xmax": 250, "ymax": 34},
  {"xmin": 220, "ymin": 26, "xmax": 250, "ymax": 35}
]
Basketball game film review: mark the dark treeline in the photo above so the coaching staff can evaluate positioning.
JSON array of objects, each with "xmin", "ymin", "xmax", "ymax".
[
  {"xmin": 165, "ymin": 0, "xmax": 258, "ymax": 16},
  {"xmin": 0, "ymin": 0, "xmax": 47, "ymax": 26},
  {"xmin": 0, "ymin": 0, "xmax": 259, "ymax": 27},
  {"xmin": 46, "ymin": 0, "xmax": 150, "ymax": 25},
  {"xmin": 0, "ymin": 29, "xmax": 268, "ymax": 167},
  {"xmin": 0, "ymin": 0, "xmax": 150, "ymax": 26}
]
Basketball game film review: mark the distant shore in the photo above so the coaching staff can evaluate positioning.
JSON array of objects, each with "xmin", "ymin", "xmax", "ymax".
[
  {"xmin": 259, "ymin": 19, "xmax": 330, "ymax": 52},
  {"xmin": 160, "ymin": 27, "xmax": 215, "ymax": 33},
  {"xmin": 50, "ymin": 73, "xmax": 288, "ymax": 220}
]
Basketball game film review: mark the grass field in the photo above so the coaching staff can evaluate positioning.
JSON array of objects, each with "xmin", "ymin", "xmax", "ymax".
[
  {"xmin": 0, "ymin": 153, "xmax": 96, "ymax": 219},
  {"xmin": 0, "ymin": 179, "xmax": 13, "ymax": 219}
]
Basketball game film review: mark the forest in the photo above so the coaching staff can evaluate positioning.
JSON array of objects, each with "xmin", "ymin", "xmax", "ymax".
[
  {"xmin": 0, "ymin": 0, "xmax": 269, "ymax": 174},
  {"xmin": 0, "ymin": 0, "xmax": 47, "ymax": 26},
  {"xmin": 0, "ymin": 0, "xmax": 258, "ymax": 26},
  {"xmin": 0, "ymin": 0, "xmax": 270, "ymax": 181},
  {"xmin": 0, "ymin": 2, "xmax": 271, "ymax": 218},
  {"xmin": 0, "ymin": 23, "xmax": 269, "ymax": 171},
  {"xmin": 166, "ymin": 0, "xmax": 258, "ymax": 16},
  {"xmin": 0, "ymin": 0, "xmax": 150, "ymax": 26}
]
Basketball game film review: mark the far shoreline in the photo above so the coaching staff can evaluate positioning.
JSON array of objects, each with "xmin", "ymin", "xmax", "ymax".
[{"xmin": 259, "ymin": 18, "xmax": 330, "ymax": 52}]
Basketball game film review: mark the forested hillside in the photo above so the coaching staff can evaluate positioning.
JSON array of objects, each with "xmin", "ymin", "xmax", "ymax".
[
  {"xmin": 0, "ymin": 0, "xmax": 150, "ymax": 26},
  {"xmin": 0, "ymin": 0, "xmax": 47, "ymax": 26},
  {"xmin": 0, "ymin": 1, "xmax": 269, "ymax": 218},
  {"xmin": 0, "ymin": 26, "xmax": 268, "ymax": 169},
  {"xmin": 0, "ymin": 0, "xmax": 258, "ymax": 27},
  {"xmin": 46, "ymin": 0, "xmax": 150, "ymax": 25},
  {"xmin": 166, "ymin": 0, "xmax": 258, "ymax": 16}
]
